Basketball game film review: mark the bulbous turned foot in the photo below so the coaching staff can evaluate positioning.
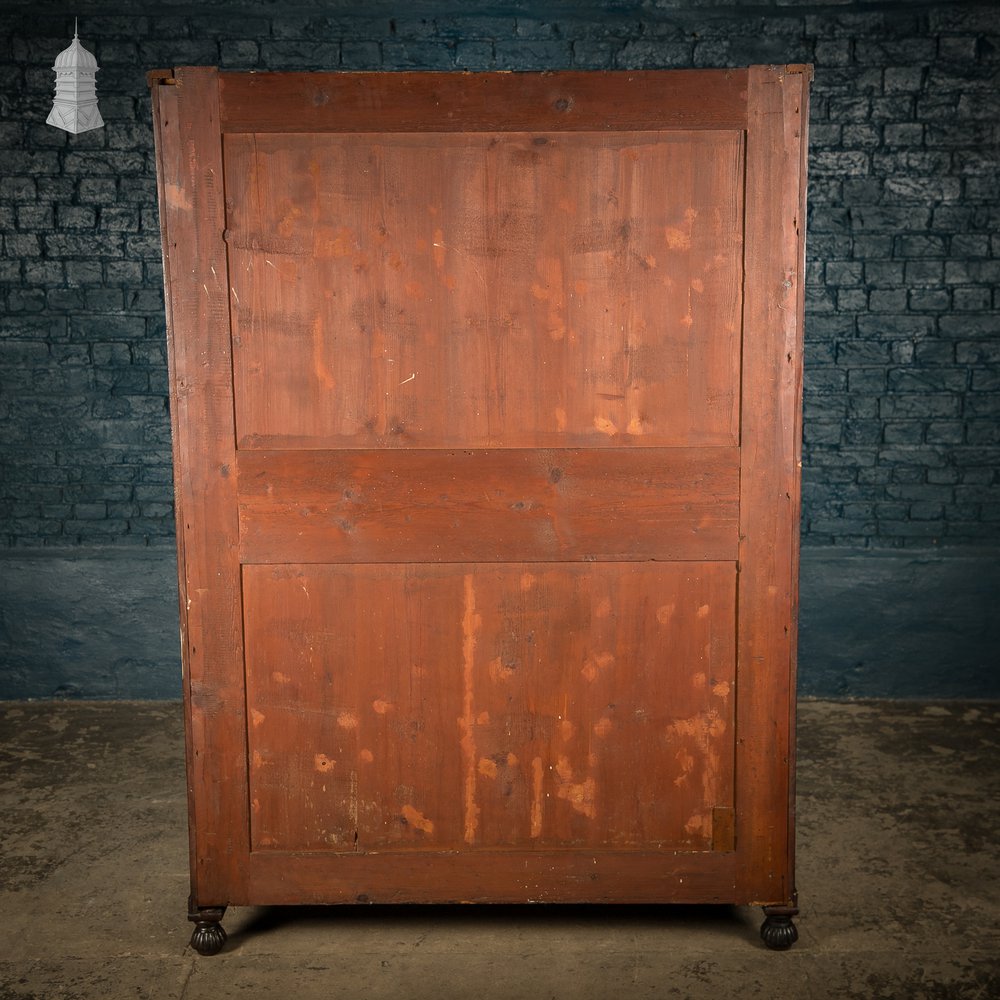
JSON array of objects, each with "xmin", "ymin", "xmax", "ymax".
[
  {"xmin": 188, "ymin": 905, "xmax": 228, "ymax": 956},
  {"xmin": 760, "ymin": 905, "xmax": 799, "ymax": 951}
]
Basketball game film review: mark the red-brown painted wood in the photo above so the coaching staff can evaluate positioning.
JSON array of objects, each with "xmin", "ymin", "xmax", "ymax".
[
  {"xmin": 734, "ymin": 65, "xmax": 810, "ymax": 908},
  {"xmin": 243, "ymin": 561, "xmax": 736, "ymax": 853},
  {"xmin": 152, "ymin": 66, "xmax": 808, "ymax": 928},
  {"xmin": 151, "ymin": 67, "xmax": 250, "ymax": 906},
  {"xmin": 223, "ymin": 129, "xmax": 743, "ymax": 450},
  {"xmin": 219, "ymin": 70, "xmax": 749, "ymax": 134},
  {"xmin": 237, "ymin": 448, "xmax": 739, "ymax": 564},
  {"xmin": 242, "ymin": 850, "xmax": 739, "ymax": 905}
]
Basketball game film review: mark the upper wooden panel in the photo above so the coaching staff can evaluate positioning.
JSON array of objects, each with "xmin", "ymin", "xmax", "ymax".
[
  {"xmin": 225, "ymin": 129, "xmax": 744, "ymax": 449},
  {"xmin": 218, "ymin": 70, "xmax": 748, "ymax": 133}
]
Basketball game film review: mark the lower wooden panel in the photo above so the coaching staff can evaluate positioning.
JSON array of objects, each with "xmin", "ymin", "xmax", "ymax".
[
  {"xmin": 243, "ymin": 561, "xmax": 736, "ymax": 855},
  {"xmin": 243, "ymin": 850, "xmax": 738, "ymax": 905},
  {"xmin": 238, "ymin": 448, "xmax": 739, "ymax": 563}
]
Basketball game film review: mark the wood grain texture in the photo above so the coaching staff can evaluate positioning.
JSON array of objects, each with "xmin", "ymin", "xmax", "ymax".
[
  {"xmin": 237, "ymin": 448, "xmax": 739, "ymax": 564},
  {"xmin": 223, "ymin": 129, "xmax": 743, "ymax": 449},
  {"xmin": 243, "ymin": 562, "xmax": 736, "ymax": 854},
  {"xmin": 151, "ymin": 67, "xmax": 250, "ymax": 907},
  {"xmin": 734, "ymin": 65, "xmax": 809, "ymax": 907},
  {"xmin": 219, "ymin": 70, "xmax": 748, "ymax": 133},
  {"xmin": 243, "ymin": 850, "xmax": 738, "ymax": 905},
  {"xmin": 153, "ymin": 66, "xmax": 809, "ymax": 916}
]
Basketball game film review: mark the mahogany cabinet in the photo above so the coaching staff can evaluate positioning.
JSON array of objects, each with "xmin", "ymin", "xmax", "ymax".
[{"xmin": 149, "ymin": 66, "xmax": 810, "ymax": 954}]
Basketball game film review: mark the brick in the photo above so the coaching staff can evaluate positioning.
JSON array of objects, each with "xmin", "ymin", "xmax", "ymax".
[
  {"xmin": 57, "ymin": 206, "xmax": 97, "ymax": 229},
  {"xmin": 882, "ymin": 123, "xmax": 924, "ymax": 146},
  {"xmin": 880, "ymin": 395, "xmax": 960, "ymax": 419},
  {"xmin": 830, "ymin": 286, "xmax": 863, "ymax": 312},
  {"xmin": 383, "ymin": 41, "xmax": 458, "ymax": 70},
  {"xmin": 950, "ymin": 235, "xmax": 991, "ymax": 257},
  {"xmin": 456, "ymin": 41, "xmax": 495, "ymax": 69},
  {"xmin": 873, "ymin": 151, "xmax": 952, "ymax": 175},
  {"xmin": 870, "ymin": 289, "xmax": 909, "ymax": 313},
  {"xmin": 16, "ymin": 204, "xmax": 54, "ymax": 229},
  {"xmin": 953, "ymin": 287, "xmax": 994, "ymax": 311},
  {"xmin": 44, "ymin": 233, "xmax": 124, "ymax": 258},
  {"xmin": 894, "ymin": 235, "xmax": 948, "ymax": 258},
  {"xmin": 619, "ymin": 40, "xmax": 695, "ymax": 70},
  {"xmin": 964, "ymin": 394, "xmax": 1000, "ymax": 419},
  {"xmin": 883, "ymin": 422, "xmax": 924, "ymax": 445},
  {"xmin": 926, "ymin": 420, "xmax": 967, "ymax": 445},
  {"xmin": 0, "ymin": 176, "xmax": 37, "ymax": 201},
  {"xmin": 883, "ymin": 176, "xmax": 961, "ymax": 203},
  {"xmin": 494, "ymin": 40, "xmax": 573, "ymax": 69},
  {"xmin": 826, "ymin": 260, "xmax": 864, "ymax": 286},
  {"xmin": 938, "ymin": 314, "xmax": 1000, "ymax": 339},
  {"xmin": 4, "ymin": 234, "xmax": 42, "ymax": 258},
  {"xmin": 811, "ymin": 151, "xmax": 869, "ymax": 176},
  {"xmin": 888, "ymin": 368, "xmax": 968, "ymax": 393},
  {"xmin": 220, "ymin": 40, "xmax": 261, "ymax": 66},
  {"xmin": 944, "ymin": 261, "xmax": 1000, "ymax": 285},
  {"xmin": 908, "ymin": 289, "xmax": 951, "ymax": 311},
  {"xmin": 63, "ymin": 152, "xmax": 147, "ymax": 176},
  {"xmin": 883, "ymin": 65, "xmax": 925, "ymax": 94},
  {"xmin": 848, "ymin": 370, "xmax": 886, "ymax": 394},
  {"xmin": 966, "ymin": 422, "xmax": 1000, "ymax": 445}
]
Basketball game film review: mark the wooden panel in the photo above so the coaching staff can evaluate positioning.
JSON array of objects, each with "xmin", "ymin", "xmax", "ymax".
[
  {"xmin": 243, "ymin": 562, "xmax": 736, "ymax": 854},
  {"xmin": 244, "ymin": 850, "xmax": 738, "ymax": 905},
  {"xmin": 152, "ymin": 66, "xmax": 809, "ymax": 923},
  {"xmin": 734, "ymin": 65, "xmax": 809, "ymax": 906},
  {"xmin": 150, "ymin": 68, "xmax": 250, "ymax": 905},
  {"xmin": 237, "ymin": 448, "xmax": 740, "ymax": 564},
  {"xmin": 219, "ymin": 70, "xmax": 748, "ymax": 133},
  {"xmin": 224, "ymin": 129, "xmax": 744, "ymax": 449}
]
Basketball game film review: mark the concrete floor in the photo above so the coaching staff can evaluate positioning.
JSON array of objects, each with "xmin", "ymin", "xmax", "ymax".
[{"xmin": 0, "ymin": 701, "xmax": 998, "ymax": 999}]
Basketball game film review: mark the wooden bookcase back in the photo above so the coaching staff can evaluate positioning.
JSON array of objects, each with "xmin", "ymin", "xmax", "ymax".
[{"xmin": 150, "ymin": 67, "xmax": 809, "ymax": 910}]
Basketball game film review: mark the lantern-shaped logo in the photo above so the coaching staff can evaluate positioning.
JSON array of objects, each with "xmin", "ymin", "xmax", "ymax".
[{"xmin": 46, "ymin": 20, "xmax": 104, "ymax": 135}]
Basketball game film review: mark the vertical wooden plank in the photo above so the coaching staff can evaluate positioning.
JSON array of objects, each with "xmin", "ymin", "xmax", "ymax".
[
  {"xmin": 735, "ymin": 65, "xmax": 808, "ymax": 906},
  {"xmin": 784, "ymin": 65, "xmax": 811, "ymax": 907},
  {"xmin": 151, "ymin": 67, "xmax": 248, "ymax": 907}
]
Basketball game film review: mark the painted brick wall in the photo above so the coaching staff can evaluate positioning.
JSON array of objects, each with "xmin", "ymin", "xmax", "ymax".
[{"xmin": 2, "ymin": 2, "xmax": 999, "ymax": 550}]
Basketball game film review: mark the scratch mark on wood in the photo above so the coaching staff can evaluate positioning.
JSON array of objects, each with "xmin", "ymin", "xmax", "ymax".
[
  {"xmin": 349, "ymin": 769, "xmax": 359, "ymax": 832},
  {"xmin": 593, "ymin": 717, "xmax": 614, "ymax": 738},
  {"xmin": 554, "ymin": 756, "xmax": 597, "ymax": 818},
  {"xmin": 531, "ymin": 756, "xmax": 544, "ymax": 837},
  {"xmin": 581, "ymin": 651, "xmax": 615, "ymax": 682},
  {"xmin": 312, "ymin": 315, "xmax": 336, "ymax": 390},
  {"xmin": 401, "ymin": 803, "xmax": 435, "ymax": 834},
  {"xmin": 459, "ymin": 574, "xmax": 481, "ymax": 844}
]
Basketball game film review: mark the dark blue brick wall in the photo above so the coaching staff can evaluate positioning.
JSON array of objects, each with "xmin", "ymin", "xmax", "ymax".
[{"xmin": 1, "ymin": 1, "xmax": 999, "ymax": 549}]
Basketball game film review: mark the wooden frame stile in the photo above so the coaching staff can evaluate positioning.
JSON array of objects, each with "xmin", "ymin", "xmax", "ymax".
[
  {"xmin": 150, "ymin": 67, "xmax": 250, "ymax": 954},
  {"xmin": 736, "ymin": 65, "xmax": 810, "ymax": 950}
]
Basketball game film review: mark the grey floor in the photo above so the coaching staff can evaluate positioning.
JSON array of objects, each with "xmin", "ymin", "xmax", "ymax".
[{"xmin": 1, "ymin": 700, "xmax": 998, "ymax": 999}]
